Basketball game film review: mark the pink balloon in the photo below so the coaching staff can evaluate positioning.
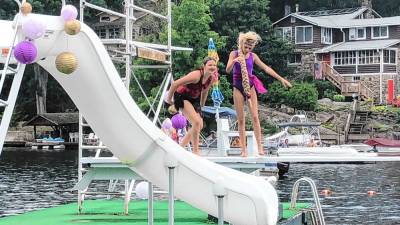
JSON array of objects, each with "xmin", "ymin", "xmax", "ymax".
[
  {"xmin": 61, "ymin": 5, "xmax": 78, "ymax": 21},
  {"xmin": 22, "ymin": 17, "xmax": 46, "ymax": 40}
]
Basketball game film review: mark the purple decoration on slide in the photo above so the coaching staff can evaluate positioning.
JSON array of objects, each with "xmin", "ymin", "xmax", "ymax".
[
  {"xmin": 60, "ymin": 5, "xmax": 78, "ymax": 21},
  {"xmin": 22, "ymin": 17, "xmax": 46, "ymax": 40},
  {"xmin": 13, "ymin": 41, "xmax": 37, "ymax": 64},
  {"xmin": 171, "ymin": 113, "xmax": 187, "ymax": 130},
  {"xmin": 162, "ymin": 118, "xmax": 173, "ymax": 130}
]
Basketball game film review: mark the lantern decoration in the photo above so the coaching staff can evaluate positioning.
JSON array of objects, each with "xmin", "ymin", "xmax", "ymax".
[
  {"xmin": 20, "ymin": 2, "xmax": 32, "ymax": 15},
  {"xmin": 22, "ymin": 17, "xmax": 46, "ymax": 40},
  {"xmin": 55, "ymin": 52, "xmax": 78, "ymax": 74},
  {"xmin": 162, "ymin": 118, "xmax": 172, "ymax": 130},
  {"xmin": 171, "ymin": 113, "xmax": 187, "ymax": 130},
  {"xmin": 60, "ymin": 5, "xmax": 78, "ymax": 21},
  {"xmin": 13, "ymin": 41, "xmax": 37, "ymax": 64},
  {"xmin": 135, "ymin": 181, "xmax": 149, "ymax": 199},
  {"xmin": 64, "ymin": 19, "xmax": 81, "ymax": 35}
]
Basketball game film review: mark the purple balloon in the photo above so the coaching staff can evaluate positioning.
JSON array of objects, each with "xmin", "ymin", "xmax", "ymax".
[
  {"xmin": 162, "ymin": 118, "xmax": 173, "ymax": 130},
  {"xmin": 13, "ymin": 41, "xmax": 37, "ymax": 64},
  {"xmin": 61, "ymin": 5, "xmax": 78, "ymax": 21},
  {"xmin": 171, "ymin": 113, "xmax": 187, "ymax": 130},
  {"xmin": 22, "ymin": 17, "xmax": 46, "ymax": 40}
]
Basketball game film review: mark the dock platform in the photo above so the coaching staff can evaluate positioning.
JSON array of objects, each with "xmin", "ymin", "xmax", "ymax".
[{"xmin": 0, "ymin": 200, "xmax": 312, "ymax": 225}]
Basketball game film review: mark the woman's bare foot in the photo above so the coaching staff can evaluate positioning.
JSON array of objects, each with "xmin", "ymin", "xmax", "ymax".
[{"xmin": 240, "ymin": 151, "xmax": 248, "ymax": 157}]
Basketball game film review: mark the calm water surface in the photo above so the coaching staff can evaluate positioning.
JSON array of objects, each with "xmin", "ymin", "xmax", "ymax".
[{"xmin": 1, "ymin": 147, "xmax": 400, "ymax": 225}]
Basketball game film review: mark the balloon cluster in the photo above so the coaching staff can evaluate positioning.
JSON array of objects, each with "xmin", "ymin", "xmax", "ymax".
[
  {"xmin": 161, "ymin": 113, "xmax": 187, "ymax": 144},
  {"xmin": 55, "ymin": 5, "xmax": 81, "ymax": 74},
  {"xmin": 13, "ymin": 2, "xmax": 46, "ymax": 64}
]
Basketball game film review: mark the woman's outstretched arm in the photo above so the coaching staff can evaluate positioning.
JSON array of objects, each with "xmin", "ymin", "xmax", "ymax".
[{"xmin": 253, "ymin": 53, "xmax": 292, "ymax": 88}]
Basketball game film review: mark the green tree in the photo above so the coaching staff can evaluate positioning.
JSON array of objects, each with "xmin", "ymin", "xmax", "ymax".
[
  {"xmin": 208, "ymin": 0, "xmax": 293, "ymax": 91},
  {"xmin": 285, "ymin": 82, "xmax": 318, "ymax": 110}
]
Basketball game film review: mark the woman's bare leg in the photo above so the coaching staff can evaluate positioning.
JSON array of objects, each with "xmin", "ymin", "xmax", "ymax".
[
  {"xmin": 180, "ymin": 100, "xmax": 203, "ymax": 155},
  {"xmin": 233, "ymin": 88, "xmax": 247, "ymax": 157},
  {"xmin": 247, "ymin": 87, "xmax": 264, "ymax": 155}
]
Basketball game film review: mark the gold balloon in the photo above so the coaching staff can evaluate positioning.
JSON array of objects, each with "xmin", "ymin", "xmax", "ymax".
[
  {"xmin": 55, "ymin": 52, "xmax": 78, "ymax": 75},
  {"xmin": 64, "ymin": 20, "xmax": 81, "ymax": 35},
  {"xmin": 20, "ymin": 2, "xmax": 32, "ymax": 15},
  {"xmin": 168, "ymin": 105, "xmax": 177, "ymax": 115}
]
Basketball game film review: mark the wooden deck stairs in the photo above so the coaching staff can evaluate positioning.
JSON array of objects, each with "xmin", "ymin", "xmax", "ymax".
[
  {"xmin": 344, "ymin": 100, "xmax": 371, "ymax": 142},
  {"xmin": 321, "ymin": 62, "xmax": 374, "ymax": 101}
]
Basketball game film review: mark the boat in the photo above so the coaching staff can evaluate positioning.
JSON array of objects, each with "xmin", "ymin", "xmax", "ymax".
[{"xmin": 265, "ymin": 113, "xmax": 360, "ymax": 157}]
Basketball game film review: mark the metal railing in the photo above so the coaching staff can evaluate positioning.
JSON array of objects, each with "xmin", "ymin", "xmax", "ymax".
[{"xmin": 290, "ymin": 177, "xmax": 325, "ymax": 225}]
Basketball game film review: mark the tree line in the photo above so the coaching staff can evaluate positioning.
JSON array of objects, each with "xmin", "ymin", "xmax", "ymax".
[{"xmin": 0, "ymin": 0, "xmax": 399, "ymax": 123}]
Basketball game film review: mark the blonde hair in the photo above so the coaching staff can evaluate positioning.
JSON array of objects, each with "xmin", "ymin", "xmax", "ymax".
[
  {"xmin": 237, "ymin": 31, "xmax": 262, "ymax": 49},
  {"xmin": 236, "ymin": 31, "xmax": 261, "ymax": 97}
]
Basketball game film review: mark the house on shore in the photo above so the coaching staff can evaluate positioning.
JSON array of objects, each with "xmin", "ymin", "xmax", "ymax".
[{"xmin": 273, "ymin": 1, "xmax": 400, "ymax": 103}]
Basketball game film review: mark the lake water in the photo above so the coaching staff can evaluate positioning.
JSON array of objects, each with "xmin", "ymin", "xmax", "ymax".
[{"xmin": 0, "ymin": 148, "xmax": 399, "ymax": 225}]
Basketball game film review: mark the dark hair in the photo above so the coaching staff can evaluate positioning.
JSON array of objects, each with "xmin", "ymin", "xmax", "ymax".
[{"xmin": 202, "ymin": 56, "xmax": 216, "ymax": 65}]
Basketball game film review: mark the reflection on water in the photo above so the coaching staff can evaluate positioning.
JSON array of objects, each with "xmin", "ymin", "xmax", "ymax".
[{"xmin": 1, "ymin": 148, "xmax": 400, "ymax": 224}]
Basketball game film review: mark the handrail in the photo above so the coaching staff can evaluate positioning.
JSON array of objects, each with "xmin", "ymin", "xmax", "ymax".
[
  {"xmin": 344, "ymin": 100, "xmax": 357, "ymax": 142},
  {"xmin": 290, "ymin": 177, "xmax": 325, "ymax": 225},
  {"xmin": 321, "ymin": 62, "xmax": 373, "ymax": 100}
]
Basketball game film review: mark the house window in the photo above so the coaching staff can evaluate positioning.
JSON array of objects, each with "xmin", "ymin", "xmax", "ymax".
[
  {"xmin": 275, "ymin": 27, "xmax": 292, "ymax": 41},
  {"xmin": 97, "ymin": 29, "xmax": 106, "ymax": 39},
  {"xmin": 358, "ymin": 50, "xmax": 380, "ymax": 64},
  {"xmin": 333, "ymin": 51, "xmax": 356, "ymax": 65},
  {"xmin": 109, "ymin": 28, "xmax": 120, "ymax": 39},
  {"xmin": 287, "ymin": 53, "xmax": 302, "ymax": 65},
  {"xmin": 372, "ymin": 26, "xmax": 388, "ymax": 39},
  {"xmin": 349, "ymin": 27, "xmax": 366, "ymax": 40},
  {"xmin": 321, "ymin": 27, "xmax": 332, "ymax": 44},
  {"xmin": 295, "ymin": 26, "xmax": 313, "ymax": 44},
  {"xmin": 384, "ymin": 49, "xmax": 396, "ymax": 64}
]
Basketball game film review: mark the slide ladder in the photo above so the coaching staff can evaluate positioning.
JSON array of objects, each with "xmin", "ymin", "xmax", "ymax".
[{"xmin": 0, "ymin": 12, "xmax": 26, "ymax": 155}]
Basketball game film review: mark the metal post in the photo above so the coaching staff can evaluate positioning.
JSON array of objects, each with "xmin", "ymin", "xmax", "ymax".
[
  {"xmin": 124, "ymin": 0, "xmax": 133, "ymax": 89},
  {"xmin": 79, "ymin": 0, "xmax": 84, "ymax": 22},
  {"xmin": 217, "ymin": 196, "xmax": 224, "ymax": 225},
  {"xmin": 213, "ymin": 179, "xmax": 226, "ymax": 225},
  {"xmin": 168, "ymin": 166, "xmax": 175, "ymax": 225},
  {"xmin": 77, "ymin": 113, "xmax": 83, "ymax": 212},
  {"xmin": 148, "ymin": 182, "xmax": 154, "ymax": 225}
]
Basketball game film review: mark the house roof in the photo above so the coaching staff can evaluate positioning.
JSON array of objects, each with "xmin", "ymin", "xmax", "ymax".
[
  {"xmin": 314, "ymin": 39, "xmax": 400, "ymax": 53},
  {"xmin": 274, "ymin": 7, "xmax": 400, "ymax": 29},
  {"xmin": 23, "ymin": 113, "xmax": 79, "ymax": 126}
]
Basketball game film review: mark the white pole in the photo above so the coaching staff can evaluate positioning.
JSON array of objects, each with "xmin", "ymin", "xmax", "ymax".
[{"xmin": 380, "ymin": 49, "xmax": 383, "ymax": 104}]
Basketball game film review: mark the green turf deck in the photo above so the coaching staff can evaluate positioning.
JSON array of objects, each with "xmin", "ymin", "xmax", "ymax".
[
  {"xmin": 0, "ymin": 200, "xmax": 313, "ymax": 225},
  {"xmin": 281, "ymin": 202, "xmax": 312, "ymax": 220},
  {"xmin": 0, "ymin": 200, "xmax": 210, "ymax": 225}
]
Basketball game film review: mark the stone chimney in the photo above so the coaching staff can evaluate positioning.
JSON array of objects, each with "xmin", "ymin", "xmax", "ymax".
[
  {"xmin": 361, "ymin": 0, "xmax": 372, "ymax": 8},
  {"xmin": 360, "ymin": 0, "xmax": 373, "ymax": 18},
  {"xmin": 284, "ymin": 4, "xmax": 291, "ymax": 16}
]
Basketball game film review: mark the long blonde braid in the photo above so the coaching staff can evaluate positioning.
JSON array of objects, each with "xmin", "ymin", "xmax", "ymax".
[
  {"xmin": 237, "ymin": 50, "xmax": 251, "ymax": 97},
  {"xmin": 237, "ymin": 32, "xmax": 261, "ymax": 98}
]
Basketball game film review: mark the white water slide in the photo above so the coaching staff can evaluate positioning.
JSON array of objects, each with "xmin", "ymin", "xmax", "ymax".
[{"xmin": 2, "ymin": 15, "xmax": 278, "ymax": 225}]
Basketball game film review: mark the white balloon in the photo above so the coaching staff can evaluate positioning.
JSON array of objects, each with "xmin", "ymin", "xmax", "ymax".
[{"xmin": 135, "ymin": 181, "xmax": 149, "ymax": 199}]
